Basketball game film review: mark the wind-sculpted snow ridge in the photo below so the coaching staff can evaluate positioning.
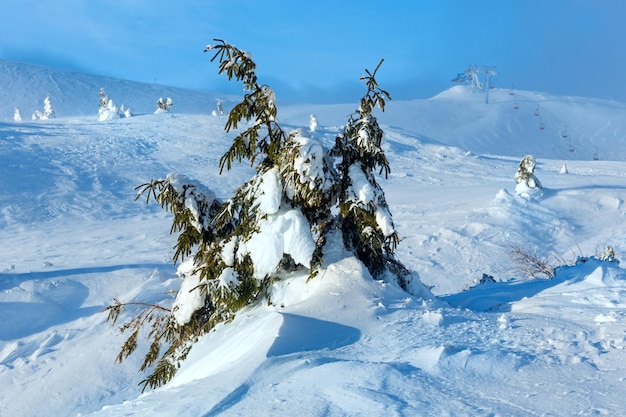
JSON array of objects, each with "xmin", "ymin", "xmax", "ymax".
[
  {"xmin": 89, "ymin": 244, "xmax": 626, "ymax": 417},
  {"xmin": 1, "ymin": 66, "xmax": 626, "ymax": 415}
]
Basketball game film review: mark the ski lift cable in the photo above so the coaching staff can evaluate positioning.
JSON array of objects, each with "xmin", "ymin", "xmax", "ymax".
[
  {"xmin": 501, "ymin": 77, "xmax": 601, "ymax": 159},
  {"xmin": 463, "ymin": 70, "xmax": 603, "ymax": 160}
]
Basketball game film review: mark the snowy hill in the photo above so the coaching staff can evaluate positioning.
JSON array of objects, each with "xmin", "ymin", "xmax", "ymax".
[
  {"xmin": 1, "ymin": 63, "xmax": 626, "ymax": 416},
  {"xmin": 281, "ymin": 85, "xmax": 626, "ymax": 161},
  {"xmin": 0, "ymin": 60, "xmax": 229, "ymax": 118}
]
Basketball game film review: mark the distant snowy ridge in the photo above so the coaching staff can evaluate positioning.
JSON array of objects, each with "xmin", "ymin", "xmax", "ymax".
[
  {"xmin": 283, "ymin": 85, "xmax": 626, "ymax": 161},
  {"xmin": 3, "ymin": 60, "xmax": 626, "ymax": 161},
  {"xmin": 0, "ymin": 60, "xmax": 228, "ymax": 118}
]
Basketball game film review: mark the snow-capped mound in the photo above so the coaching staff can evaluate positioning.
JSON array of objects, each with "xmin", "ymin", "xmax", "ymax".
[
  {"xmin": 379, "ymin": 86, "xmax": 626, "ymax": 161},
  {"xmin": 429, "ymin": 84, "xmax": 478, "ymax": 101},
  {"xmin": 278, "ymin": 84, "xmax": 626, "ymax": 161}
]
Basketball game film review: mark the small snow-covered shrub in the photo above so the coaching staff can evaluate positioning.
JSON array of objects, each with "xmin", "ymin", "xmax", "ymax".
[
  {"xmin": 509, "ymin": 245, "xmax": 559, "ymax": 279},
  {"xmin": 13, "ymin": 107, "xmax": 22, "ymax": 122}
]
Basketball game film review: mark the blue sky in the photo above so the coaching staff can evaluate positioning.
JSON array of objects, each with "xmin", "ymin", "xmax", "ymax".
[{"xmin": 2, "ymin": 1, "xmax": 625, "ymax": 103}]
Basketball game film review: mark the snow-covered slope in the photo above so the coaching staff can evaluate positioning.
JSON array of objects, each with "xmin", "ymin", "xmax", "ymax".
[
  {"xmin": 0, "ymin": 60, "xmax": 231, "ymax": 117},
  {"xmin": 282, "ymin": 85, "xmax": 626, "ymax": 161},
  {"xmin": 1, "ymin": 63, "xmax": 626, "ymax": 416}
]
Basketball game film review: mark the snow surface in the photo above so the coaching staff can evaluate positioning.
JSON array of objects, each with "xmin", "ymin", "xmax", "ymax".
[{"xmin": 1, "ymin": 62, "xmax": 626, "ymax": 416}]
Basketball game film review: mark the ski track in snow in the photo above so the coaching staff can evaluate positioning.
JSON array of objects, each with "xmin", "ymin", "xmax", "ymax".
[{"xmin": 0, "ymin": 66, "xmax": 625, "ymax": 416}]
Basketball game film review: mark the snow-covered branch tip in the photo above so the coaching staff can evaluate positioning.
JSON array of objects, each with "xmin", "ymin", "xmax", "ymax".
[
  {"xmin": 204, "ymin": 39, "xmax": 257, "ymax": 90},
  {"xmin": 359, "ymin": 58, "xmax": 392, "ymax": 115}
]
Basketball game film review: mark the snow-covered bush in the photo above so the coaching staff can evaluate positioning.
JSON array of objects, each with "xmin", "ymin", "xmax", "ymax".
[
  {"xmin": 13, "ymin": 107, "xmax": 22, "ymax": 122},
  {"xmin": 106, "ymin": 40, "xmax": 415, "ymax": 390},
  {"xmin": 514, "ymin": 154, "xmax": 542, "ymax": 196},
  {"xmin": 155, "ymin": 97, "xmax": 173, "ymax": 113}
]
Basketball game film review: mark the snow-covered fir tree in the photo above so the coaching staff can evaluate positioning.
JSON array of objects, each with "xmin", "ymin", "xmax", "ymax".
[
  {"xmin": 43, "ymin": 93, "xmax": 55, "ymax": 119},
  {"xmin": 330, "ymin": 59, "xmax": 406, "ymax": 279},
  {"xmin": 13, "ymin": 107, "xmax": 22, "ymax": 122},
  {"xmin": 216, "ymin": 99, "xmax": 224, "ymax": 115},
  {"xmin": 97, "ymin": 88, "xmax": 120, "ymax": 121},
  {"xmin": 106, "ymin": 40, "xmax": 416, "ymax": 390},
  {"xmin": 514, "ymin": 154, "xmax": 542, "ymax": 196},
  {"xmin": 155, "ymin": 97, "xmax": 173, "ymax": 113}
]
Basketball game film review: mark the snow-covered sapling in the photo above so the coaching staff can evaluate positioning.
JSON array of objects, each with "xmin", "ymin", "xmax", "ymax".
[
  {"xmin": 331, "ymin": 59, "xmax": 404, "ymax": 279},
  {"xmin": 514, "ymin": 154, "xmax": 542, "ymax": 195},
  {"xmin": 97, "ymin": 88, "xmax": 120, "ymax": 121},
  {"xmin": 30, "ymin": 94, "xmax": 55, "ymax": 120},
  {"xmin": 599, "ymin": 245, "xmax": 616, "ymax": 262},
  {"xmin": 43, "ymin": 93, "xmax": 55, "ymax": 119},
  {"xmin": 13, "ymin": 107, "xmax": 22, "ymax": 122},
  {"xmin": 156, "ymin": 97, "xmax": 173, "ymax": 113},
  {"xmin": 309, "ymin": 114, "xmax": 318, "ymax": 132}
]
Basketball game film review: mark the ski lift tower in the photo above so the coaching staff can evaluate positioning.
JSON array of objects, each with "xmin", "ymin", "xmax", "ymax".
[
  {"xmin": 456, "ymin": 65, "xmax": 497, "ymax": 103},
  {"xmin": 465, "ymin": 65, "xmax": 483, "ymax": 90},
  {"xmin": 481, "ymin": 66, "xmax": 497, "ymax": 104}
]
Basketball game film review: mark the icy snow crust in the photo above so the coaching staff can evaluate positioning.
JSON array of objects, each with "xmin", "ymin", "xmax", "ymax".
[{"xmin": 1, "ymin": 65, "xmax": 626, "ymax": 416}]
